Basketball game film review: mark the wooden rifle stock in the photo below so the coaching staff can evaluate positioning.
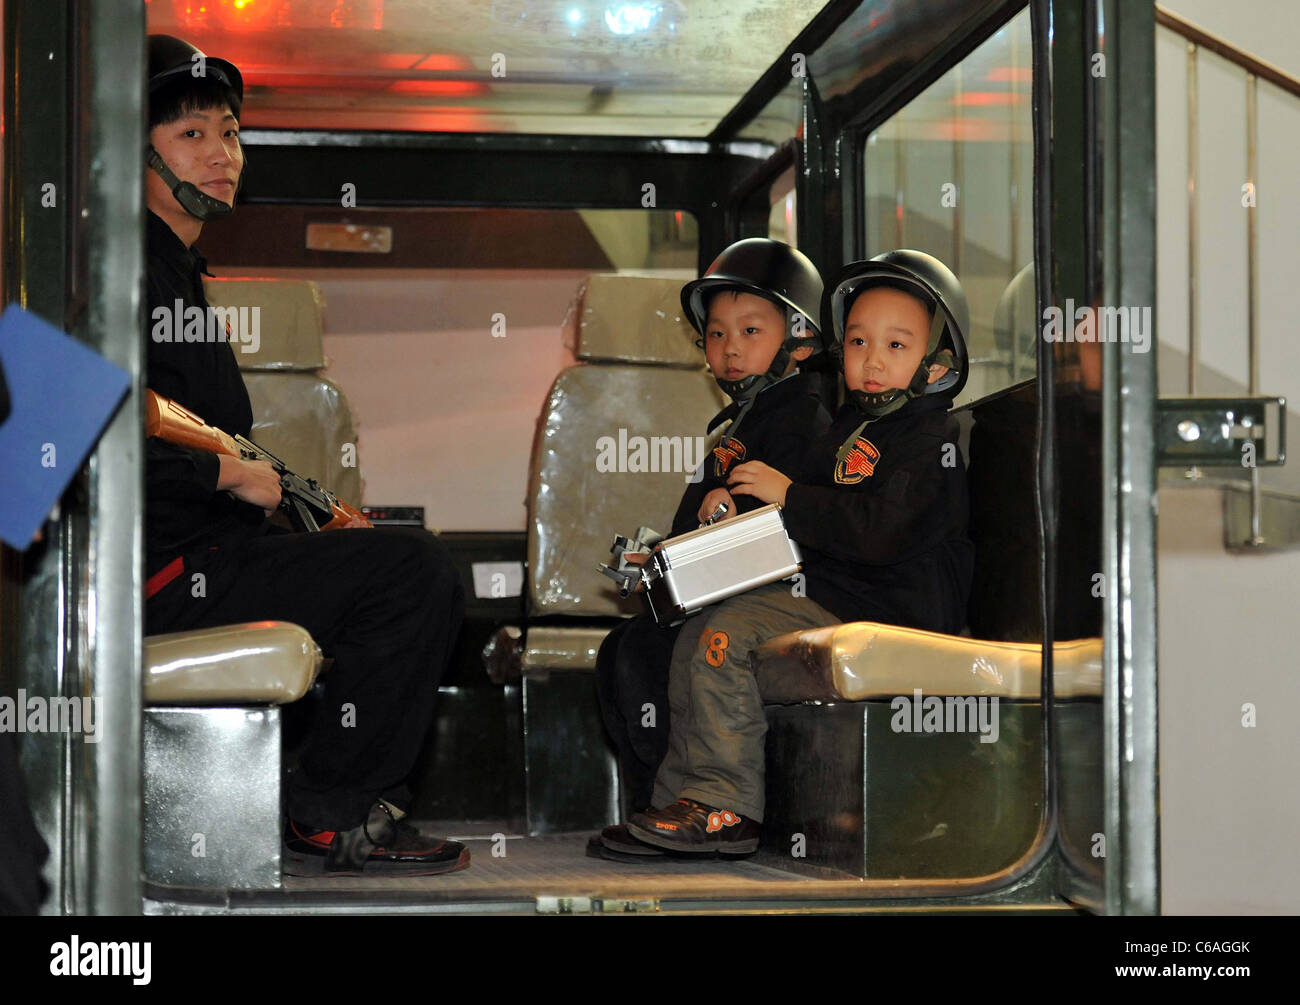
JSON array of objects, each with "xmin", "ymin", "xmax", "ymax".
[{"xmin": 145, "ymin": 389, "xmax": 371, "ymax": 532}]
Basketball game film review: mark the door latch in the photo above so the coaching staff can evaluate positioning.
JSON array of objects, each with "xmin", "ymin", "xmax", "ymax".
[{"xmin": 1155, "ymin": 396, "xmax": 1286, "ymax": 467}]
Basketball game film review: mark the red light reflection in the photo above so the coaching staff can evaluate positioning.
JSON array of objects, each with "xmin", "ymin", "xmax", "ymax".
[
  {"xmin": 986, "ymin": 67, "xmax": 1033, "ymax": 84},
  {"xmin": 951, "ymin": 92, "xmax": 1025, "ymax": 107}
]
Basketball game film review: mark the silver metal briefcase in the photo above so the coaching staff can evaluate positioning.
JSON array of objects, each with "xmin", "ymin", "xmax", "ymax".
[{"xmin": 640, "ymin": 503, "xmax": 802, "ymax": 626}]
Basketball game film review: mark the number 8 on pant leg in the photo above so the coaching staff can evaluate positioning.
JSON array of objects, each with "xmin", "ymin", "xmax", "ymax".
[{"xmin": 704, "ymin": 630, "xmax": 730, "ymax": 667}]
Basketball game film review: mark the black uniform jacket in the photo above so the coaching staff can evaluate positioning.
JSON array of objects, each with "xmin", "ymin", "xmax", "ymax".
[
  {"xmin": 145, "ymin": 210, "xmax": 268, "ymax": 593},
  {"xmin": 783, "ymin": 393, "xmax": 974, "ymax": 635},
  {"xmin": 670, "ymin": 371, "xmax": 830, "ymax": 536}
]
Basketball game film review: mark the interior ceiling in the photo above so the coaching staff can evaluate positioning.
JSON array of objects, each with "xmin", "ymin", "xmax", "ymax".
[{"xmin": 145, "ymin": 0, "xmax": 829, "ymax": 135}]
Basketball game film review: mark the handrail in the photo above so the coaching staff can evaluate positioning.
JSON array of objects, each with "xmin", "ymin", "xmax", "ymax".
[
  {"xmin": 1160, "ymin": 3, "xmax": 1295, "ymax": 545},
  {"xmin": 1154, "ymin": 5, "xmax": 1300, "ymax": 99}
]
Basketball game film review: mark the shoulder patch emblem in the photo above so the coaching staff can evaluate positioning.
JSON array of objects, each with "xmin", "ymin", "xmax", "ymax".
[
  {"xmin": 834, "ymin": 437, "xmax": 881, "ymax": 484},
  {"xmin": 712, "ymin": 436, "xmax": 747, "ymax": 478}
]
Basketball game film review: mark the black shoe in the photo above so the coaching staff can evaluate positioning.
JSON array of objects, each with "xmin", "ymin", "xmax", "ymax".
[
  {"xmin": 284, "ymin": 802, "xmax": 470, "ymax": 877},
  {"xmin": 627, "ymin": 799, "xmax": 760, "ymax": 855}
]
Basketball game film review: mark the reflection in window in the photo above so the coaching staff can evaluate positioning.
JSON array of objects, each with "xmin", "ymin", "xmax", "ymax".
[
  {"xmin": 767, "ymin": 166, "xmax": 797, "ymax": 247},
  {"xmin": 863, "ymin": 9, "xmax": 1035, "ymax": 405}
]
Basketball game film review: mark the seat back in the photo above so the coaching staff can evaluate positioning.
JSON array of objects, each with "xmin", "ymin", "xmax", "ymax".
[
  {"xmin": 526, "ymin": 274, "xmax": 726, "ymax": 618},
  {"xmin": 204, "ymin": 277, "xmax": 363, "ymax": 507},
  {"xmin": 961, "ymin": 380, "xmax": 1040, "ymax": 641}
]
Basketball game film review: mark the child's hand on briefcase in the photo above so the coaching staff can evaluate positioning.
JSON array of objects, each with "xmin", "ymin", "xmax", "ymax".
[
  {"xmin": 728, "ymin": 462, "xmax": 791, "ymax": 507},
  {"xmin": 697, "ymin": 488, "xmax": 736, "ymax": 524}
]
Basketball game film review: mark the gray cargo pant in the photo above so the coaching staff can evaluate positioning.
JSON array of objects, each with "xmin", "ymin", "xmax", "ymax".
[{"xmin": 651, "ymin": 581, "xmax": 838, "ymax": 821}]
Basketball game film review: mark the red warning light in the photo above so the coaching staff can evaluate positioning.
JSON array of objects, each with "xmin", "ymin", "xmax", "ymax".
[{"xmin": 167, "ymin": 0, "xmax": 384, "ymax": 31}]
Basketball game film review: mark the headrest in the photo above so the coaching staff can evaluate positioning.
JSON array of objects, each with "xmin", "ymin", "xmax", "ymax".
[
  {"xmin": 565, "ymin": 274, "xmax": 701, "ymax": 368},
  {"xmin": 203, "ymin": 278, "xmax": 326, "ymax": 372}
]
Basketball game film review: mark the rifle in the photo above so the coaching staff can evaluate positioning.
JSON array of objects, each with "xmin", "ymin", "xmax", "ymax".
[{"xmin": 145, "ymin": 389, "xmax": 371, "ymax": 533}]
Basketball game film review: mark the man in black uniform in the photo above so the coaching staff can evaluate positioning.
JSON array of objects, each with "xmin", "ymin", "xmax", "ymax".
[{"xmin": 142, "ymin": 35, "xmax": 468, "ymax": 876}]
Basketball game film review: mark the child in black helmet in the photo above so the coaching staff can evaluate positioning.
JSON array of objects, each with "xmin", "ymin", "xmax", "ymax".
[
  {"xmin": 622, "ymin": 250, "xmax": 975, "ymax": 856},
  {"xmin": 592, "ymin": 238, "xmax": 832, "ymax": 861}
]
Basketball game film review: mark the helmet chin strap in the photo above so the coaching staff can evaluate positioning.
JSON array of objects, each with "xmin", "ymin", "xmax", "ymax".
[
  {"xmin": 146, "ymin": 145, "xmax": 238, "ymax": 222},
  {"xmin": 835, "ymin": 308, "xmax": 958, "ymax": 462},
  {"xmin": 707, "ymin": 311, "xmax": 813, "ymax": 436}
]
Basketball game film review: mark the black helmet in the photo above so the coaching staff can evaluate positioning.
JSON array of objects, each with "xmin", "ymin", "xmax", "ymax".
[
  {"xmin": 830, "ymin": 249, "xmax": 970, "ymax": 416},
  {"xmin": 682, "ymin": 238, "xmax": 824, "ymax": 347},
  {"xmin": 148, "ymin": 34, "xmax": 243, "ymax": 105},
  {"xmin": 146, "ymin": 35, "xmax": 245, "ymax": 223},
  {"xmin": 681, "ymin": 238, "xmax": 825, "ymax": 418}
]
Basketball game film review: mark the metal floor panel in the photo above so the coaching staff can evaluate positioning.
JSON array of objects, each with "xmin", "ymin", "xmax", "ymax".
[
  {"xmin": 283, "ymin": 831, "xmax": 802, "ymax": 899},
  {"xmin": 143, "ymin": 828, "xmax": 1079, "ymax": 914}
]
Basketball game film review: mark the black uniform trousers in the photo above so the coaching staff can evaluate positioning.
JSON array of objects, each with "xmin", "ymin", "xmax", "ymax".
[
  {"xmin": 145, "ymin": 525, "xmax": 463, "ymax": 832},
  {"xmin": 594, "ymin": 612, "xmax": 681, "ymax": 813}
]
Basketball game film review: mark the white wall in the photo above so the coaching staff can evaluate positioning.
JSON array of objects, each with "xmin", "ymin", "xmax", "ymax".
[
  {"xmin": 215, "ymin": 267, "xmax": 585, "ymax": 531},
  {"xmin": 1154, "ymin": 3, "xmax": 1300, "ymax": 915},
  {"xmin": 1157, "ymin": 487, "xmax": 1300, "ymax": 914},
  {"xmin": 1155, "ymin": 8, "xmax": 1300, "ymax": 415}
]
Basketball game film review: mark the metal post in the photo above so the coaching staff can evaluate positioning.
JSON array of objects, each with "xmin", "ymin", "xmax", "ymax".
[
  {"xmin": 1186, "ymin": 42, "xmax": 1198, "ymax": 396},
  {"xmin": 1245, "ymin": 73, "xmax": 1263, "ymax": 545},
  {"xmin": 76, "ymin": 0, "xmax": 145, "ymax": 915},
  {"xmin": 1100, "ymin": 0, "xmax": 1160, "ymax": 916},
  {"xmin": 952, "ymin": 61, "xmax": 964, "ymax": 276}
]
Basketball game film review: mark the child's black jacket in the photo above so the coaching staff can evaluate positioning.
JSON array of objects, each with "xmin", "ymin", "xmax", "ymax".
[
  {"xmin": 783, "ymin": 393, "xmax": 974, "ymax": 635},
  {"xmin": 670, "ymin": 371, "xmax": 830, "ymax": 536}
]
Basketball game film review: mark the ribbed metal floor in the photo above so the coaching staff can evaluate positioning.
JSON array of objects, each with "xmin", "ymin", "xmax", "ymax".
[
  {"xmin": 142, "ymin": 823, "xmax": 1075, "ymax": 914},
  {"xmin": 281, "ymin": 828, "xmax": 826, "ymax": 902}
]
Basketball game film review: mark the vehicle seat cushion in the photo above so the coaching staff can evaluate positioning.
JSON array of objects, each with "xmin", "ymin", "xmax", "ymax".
[
  {"xmin": 568, "ymin": 274, "xmax": 701, "ymax": 368},
  {"xmin": 527, "ymin": 364, "xmax": 726, "ymax": 616},
  {"xmin": 203, "ymin": 277, "xmax": 326, "ymax": 372},
  {"xmin": 752, "ymin": 623, "xmax": 1101, "ymax": 703},
  {"xmin": 243, "ymin": 371, "xmax": 362, "ymax": 506},
  {"xmin": 144, "ymin": 621, "xmax": 323, "ymax": 705}
]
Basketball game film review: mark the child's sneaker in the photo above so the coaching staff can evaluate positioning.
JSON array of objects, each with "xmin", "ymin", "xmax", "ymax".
[{"xmin": 627, "ymin": 799, "xmax": 760, "ymax": 854}]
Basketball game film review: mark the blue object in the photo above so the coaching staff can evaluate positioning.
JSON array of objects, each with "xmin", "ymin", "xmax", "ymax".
[{"xmin": 0, "ymin": 304, "xmax": 131, "ymax": 548}]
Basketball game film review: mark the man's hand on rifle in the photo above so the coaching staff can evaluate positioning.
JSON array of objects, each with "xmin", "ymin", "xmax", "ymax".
[{"xmin": 217, "ymin": 456, "xmax": 282, "ymax": 516}]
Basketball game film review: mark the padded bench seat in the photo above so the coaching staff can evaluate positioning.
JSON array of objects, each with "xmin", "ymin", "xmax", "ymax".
[
  {"xmin": 752, "ymin": 624, "xmax": 1102, "ymax": 881},
  {"xmin": 143, "ymin": 621, "xmax": 323, "ymax": 891},
  {"xmin": 753, "ymin": 624, "xmax": 1101, "ymax": 703},
  {"xmin": 145, "ymin": 621, "xmax": 323, "ymax": 705}
]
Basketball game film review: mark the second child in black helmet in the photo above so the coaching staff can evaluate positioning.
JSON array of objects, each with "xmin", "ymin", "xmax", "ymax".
[
  {"xmin": 591, "ymin": 239, "xmax": 832, "ymax": 860},
  {"xmin": 619, "ymin": 249, "xmax": 975, "ymax": 858}
]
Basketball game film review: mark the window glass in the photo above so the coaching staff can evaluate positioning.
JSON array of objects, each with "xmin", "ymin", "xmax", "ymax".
[
  {"xmin": 204, "ymin": 208, "xmax": 698, "ymax": 531},
  {"xmin": 863, "ymin": 8, "xmax": 1035, "ymax": 404},
  {"xmin": 767, "ymin": 165, "xmax": 796, "ymax": 247},
  {"xmin": 146, "ymin": 0, "xmax": 827, "ymax": 137}
]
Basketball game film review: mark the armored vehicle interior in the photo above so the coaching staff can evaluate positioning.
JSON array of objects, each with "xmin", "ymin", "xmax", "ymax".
[{"xmin": 4, "ymin": 0, "xmax": 1297, "ymax": 917}]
